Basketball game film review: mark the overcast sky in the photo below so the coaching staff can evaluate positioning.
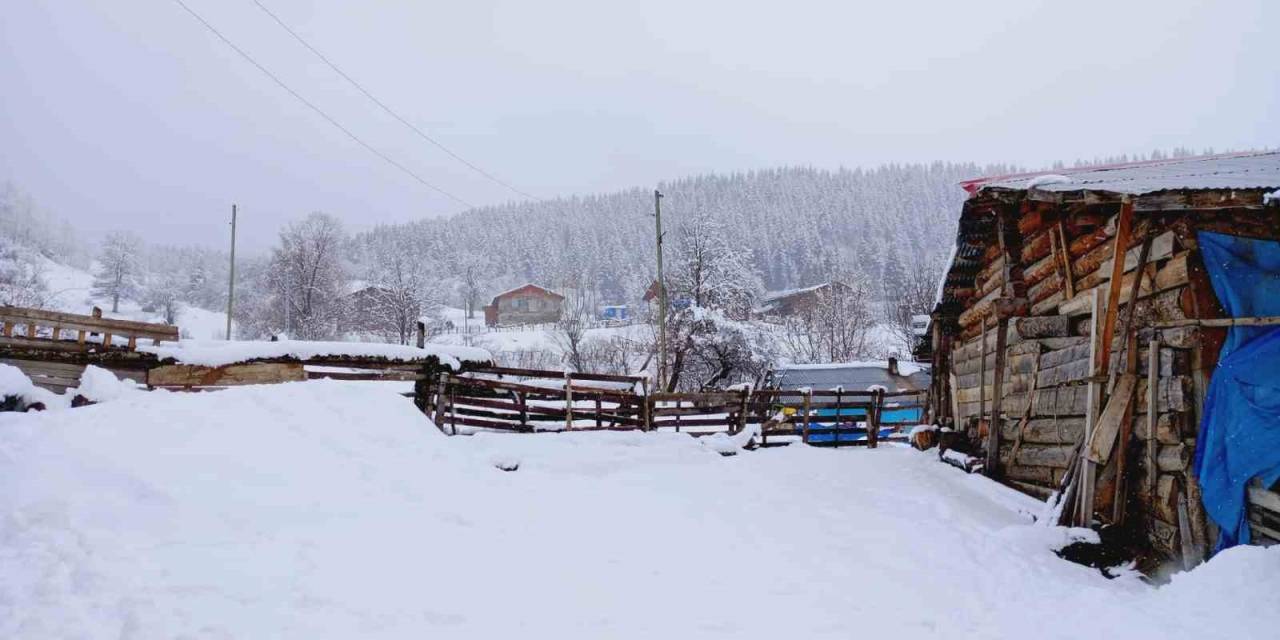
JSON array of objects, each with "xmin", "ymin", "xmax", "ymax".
[{"xmin": 2, "ymin": 0, "xmax": 1277, "ymax": 251}]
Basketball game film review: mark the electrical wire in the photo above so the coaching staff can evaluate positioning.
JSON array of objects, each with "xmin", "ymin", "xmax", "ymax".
[
  {"xmin": 169, "ymin": 0, "xmax": 473, "ymax": 208},
  {"xmin": 249, "ymin": 0, "xmax": 535, "ymax": 200}
]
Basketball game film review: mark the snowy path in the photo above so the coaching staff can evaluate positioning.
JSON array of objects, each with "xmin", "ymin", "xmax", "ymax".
[{"xmin": 1, "ymin": 381, "xmax": 1275, "ymax": 639}]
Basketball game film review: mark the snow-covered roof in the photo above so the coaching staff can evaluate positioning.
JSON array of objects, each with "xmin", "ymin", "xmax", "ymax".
[
  {"xmin": 140, "ymin": 339, "xmax": 492, "ymax": 370},
  {"xmin": 776, "ymin": 359, "xmax": 926, "ymax": 376},
  {"xmin": 965, "ymin": 151, "xmax": 1280, "ymax": 196},
  {"xmin": 760, "ymin": 282, "xmax": 835, "ymax": 303},
  {"xmin": 489, "ymin": 283, "xmax": 565, "ymax": 305},
  {"xmin": 770, "ymin": 360, "xmax": 930, "ymax": 393}
]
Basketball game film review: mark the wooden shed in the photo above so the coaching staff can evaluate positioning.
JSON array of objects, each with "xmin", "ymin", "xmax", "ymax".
[{"xmin": 927, "ymin": 151, "xmax": 1280, "ymax": 570}]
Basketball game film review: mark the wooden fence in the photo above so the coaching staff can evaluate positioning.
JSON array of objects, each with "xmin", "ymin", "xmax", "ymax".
[
  {"xmin": 0, "ymin": 305, "xmax": 178, "ymax": 352},
  {"xmin": 1, "ymin": 305, "xmax": 178, "ymax": 393},
  {"xmin": 421, "ymin": 366, "xmax": 926, "ymax": 448}
]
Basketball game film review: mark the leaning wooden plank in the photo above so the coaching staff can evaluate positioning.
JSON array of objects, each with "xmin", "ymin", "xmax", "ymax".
[
  {"xmin": 1086, "ymin": 374, "xmax": 1137, "ymax": 464},
  {"xmin": 147, "ymin": 362, "xmax": 306, "ymax": 387}
]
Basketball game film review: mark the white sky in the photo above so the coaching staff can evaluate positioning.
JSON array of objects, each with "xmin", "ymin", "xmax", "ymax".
[{"xmin": 2, "ymin": 0, "xmax": 1277, "ymax": 250}]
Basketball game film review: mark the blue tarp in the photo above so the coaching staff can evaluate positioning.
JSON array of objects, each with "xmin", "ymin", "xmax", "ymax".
[
  {"xmin": 792, "ymin": 406, "xmax": 920, "ymax": 443},
  {"xmin": 1194, "ymin": 231, "xmax": 1280, "ymax": 551}
]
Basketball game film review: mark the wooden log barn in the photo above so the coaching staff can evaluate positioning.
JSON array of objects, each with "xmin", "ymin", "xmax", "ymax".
[{"xmin": 927, "ymin": 151, "xmax": 1280, "ymax": 571}]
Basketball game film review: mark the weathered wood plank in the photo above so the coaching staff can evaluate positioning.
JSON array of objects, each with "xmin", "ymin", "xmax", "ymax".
[
  {"xmin": 147, "ymin": 362, "xmax": 307, "ymax": 387},
  {"xmin": 1086, "ymin": 374, "xmax": 1137, "ymax": 464}
]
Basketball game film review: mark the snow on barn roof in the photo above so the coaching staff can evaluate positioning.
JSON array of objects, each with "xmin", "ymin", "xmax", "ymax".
[
  {"xmin": 962, "ymin": 150, "xmax": 1280, "ymax": 197},
  {"xmin": 931, "ymin": 152, "xmax": 1280, "ymax": 313}
]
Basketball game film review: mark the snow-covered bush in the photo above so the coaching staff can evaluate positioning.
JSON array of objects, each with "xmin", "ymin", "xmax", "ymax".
[{"xmin": 0, "ymin": 236, "xmax": 47, "ymax": 308}]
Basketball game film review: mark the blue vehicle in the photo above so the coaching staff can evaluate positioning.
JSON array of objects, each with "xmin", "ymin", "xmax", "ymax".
[
  {"xmin": 763, "ymin": 359, "xmax": 930, "ymax": 444},
  {"xmin": 599, "ymin": 305, "xmax": 629, "ymax": 321}
]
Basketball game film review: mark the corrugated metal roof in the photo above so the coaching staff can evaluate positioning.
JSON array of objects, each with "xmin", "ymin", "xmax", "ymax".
[
  {"xmin": 770, "ymin": 363, "xmax": 930, "ymax": 393},
  {"xmin": 976, "ymin": 151, "xmax": 1280, "ymax": 196}
]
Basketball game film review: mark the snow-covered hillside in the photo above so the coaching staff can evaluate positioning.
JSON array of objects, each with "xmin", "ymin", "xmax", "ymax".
[
  {"xmin": 1, "ymin": 380, "xmax": 1275, "ymax": 638},
  {"xmin": 39, "ymin": 257, "xmax": 232, "ymax": 340}
]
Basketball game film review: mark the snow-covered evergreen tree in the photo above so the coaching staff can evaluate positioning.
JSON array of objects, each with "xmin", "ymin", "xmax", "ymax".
[
  {"xmin": 92, "ymin": 232, "xmax": 142, "ymax": 312},
  {"xmin": 0, "ymin": 236, "xmax": 47, "ymax": 308}
]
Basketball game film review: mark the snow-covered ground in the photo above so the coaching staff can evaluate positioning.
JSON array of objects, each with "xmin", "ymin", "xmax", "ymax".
[{"xmin": 2, "ymin": 379, "xmax": 1276, "ymax": 638}]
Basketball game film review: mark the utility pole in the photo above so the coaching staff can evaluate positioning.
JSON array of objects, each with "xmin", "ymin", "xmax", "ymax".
[
  {"xmin": 654, "ymin": 189, "xmax": 668, "ymax": 391},
  {"xmin": 226, "ymin": 204, "xmax": 237, "ymax": 340}
]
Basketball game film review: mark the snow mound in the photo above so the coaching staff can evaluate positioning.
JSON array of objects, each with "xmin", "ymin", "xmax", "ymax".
[
  {"xmin": 69, "ymin": 365, "xmax": 143, "ymax": 402},
  {"xmin": 699, "ymin": 419, "xmax": 762, "ymax": 455},
  {"xmin": 141, "ymin": 338, "xmax": 492, "ymax": 369},
  {"xmin": 0, "ymin": 364, "xmax": 64, "ymax": 409},
  {"xmin": 0, "ymin": 363, "xmax": 35, "ymax": 398}
]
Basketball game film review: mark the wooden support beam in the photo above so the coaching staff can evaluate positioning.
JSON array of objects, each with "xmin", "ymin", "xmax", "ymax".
[
  {"xmin": 986, "ymin": 315, "xmax": 1009, "ymax": 477},
  {"xmin": 1153, "ymin": 315, "xmax": 1280, "ymax": 328},
  {"xmin": 1146, "ymin": 340, "xmax": 1160, "ymax": 496},
  {"xmin": 1078, "ymin": 287, "xmax": 1105, "ymax": 527},
  {"xmin": 1096, "ymin": 198, "xmax": 1135, "ymax": 380},
  {"xmin": 1055, "ymin": 221, "xmax": 1076, "ymax": 300}
]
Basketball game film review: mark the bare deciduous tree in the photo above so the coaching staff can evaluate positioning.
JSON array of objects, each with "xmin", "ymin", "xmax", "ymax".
[
  {"xmin": 779, "ymin": 276, "xmax": 876, "ymax": 363},
  {"xmin": 887, "ymin": 253, "xmax": 944, "ymax": 355},
  {"xmin": 261, "ymin": 213, "xmax": 350, "ymax": 340},
  {"xmin": 356, "ymin": 234, "xmax": 439, "ymax": 344},
  {"xmin": 553, "ymin": 291, "xmax": 592, "ymax": 372}
]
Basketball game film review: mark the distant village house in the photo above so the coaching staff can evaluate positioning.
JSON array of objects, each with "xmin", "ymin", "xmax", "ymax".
[
  {"xmin": 756, "ymin": 282, "xmax": 851, "ymax": 319},
  {"xmin": 483, "ymin": 284, "xmax": 564, "ymax": 326}
]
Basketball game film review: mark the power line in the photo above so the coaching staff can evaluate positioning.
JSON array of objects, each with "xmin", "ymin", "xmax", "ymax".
[
  {"xmin": 169, "ymin": 0, "xmax": 473, "ymax": 208},
  {"xmin": 249, "ymin": 0, "xmax": 535, "ymax": 200}
]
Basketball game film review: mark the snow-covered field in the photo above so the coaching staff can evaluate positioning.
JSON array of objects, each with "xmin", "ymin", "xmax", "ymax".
[{"xmin": 1, "ymin": 379, "xmax": 1276, "ymax": 639}]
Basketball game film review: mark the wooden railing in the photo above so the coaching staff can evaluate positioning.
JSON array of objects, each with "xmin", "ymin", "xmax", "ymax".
[
  {"xmin": 0, "ymin": 305, "xmax": 178, "ymax": 352},
  {"xmin": 424, "ymin": 367, "xmax": 647, "ymax": 434},
  {"xmin": 421, "ymin": 365, "xmax": 927, "ymax": 448}
]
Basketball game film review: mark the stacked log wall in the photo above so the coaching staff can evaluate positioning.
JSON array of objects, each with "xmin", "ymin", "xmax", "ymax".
[{"xmin": 943, "ymin": 203, "xmax": 1280, "ymax": 566}]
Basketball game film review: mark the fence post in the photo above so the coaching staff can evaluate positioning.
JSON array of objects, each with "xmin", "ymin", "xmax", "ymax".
[
  {"xmin": 564, "ymin": 372, "xmax": 575, "ymax": 431},
  {"xmin": 416, "ymin": 365, "xmax": 433, "ymax": 414},
  {"xmin": 518, "ymin": 390, "xmax": 528, "ymax": 431},
  {"xmin": 595, "ymin": 395, "xmax": 603, "ymax": 429},
  {"xmin": 641, "ymin": 379, "xmax": 651, "ymax": 431},
  {"xmin": 759, "ymin": 391, "xmax": 769, "ymax": 447},
  {"xmin": 433, "ymin": 372, "xmax": 451, "ymax": 434},
  {"xmin": 868, "ymin": 389, "xmax": 882, "ymax": 449},
  {"xmin": 736, "ymin": 388, "xmax": 750, "ymax": 437},
  {"xmin": 833, "ymin": 390, "xmax": 844, "ymax": 448},
  {"xmin": 802, "ymin": 389, "xmax": 812, "ymax": 444}
]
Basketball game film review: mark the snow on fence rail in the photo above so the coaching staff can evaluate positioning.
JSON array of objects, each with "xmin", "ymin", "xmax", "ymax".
[{"xmin": 420, "ymin": 365, "xmax": 926, "ymax": 447}]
